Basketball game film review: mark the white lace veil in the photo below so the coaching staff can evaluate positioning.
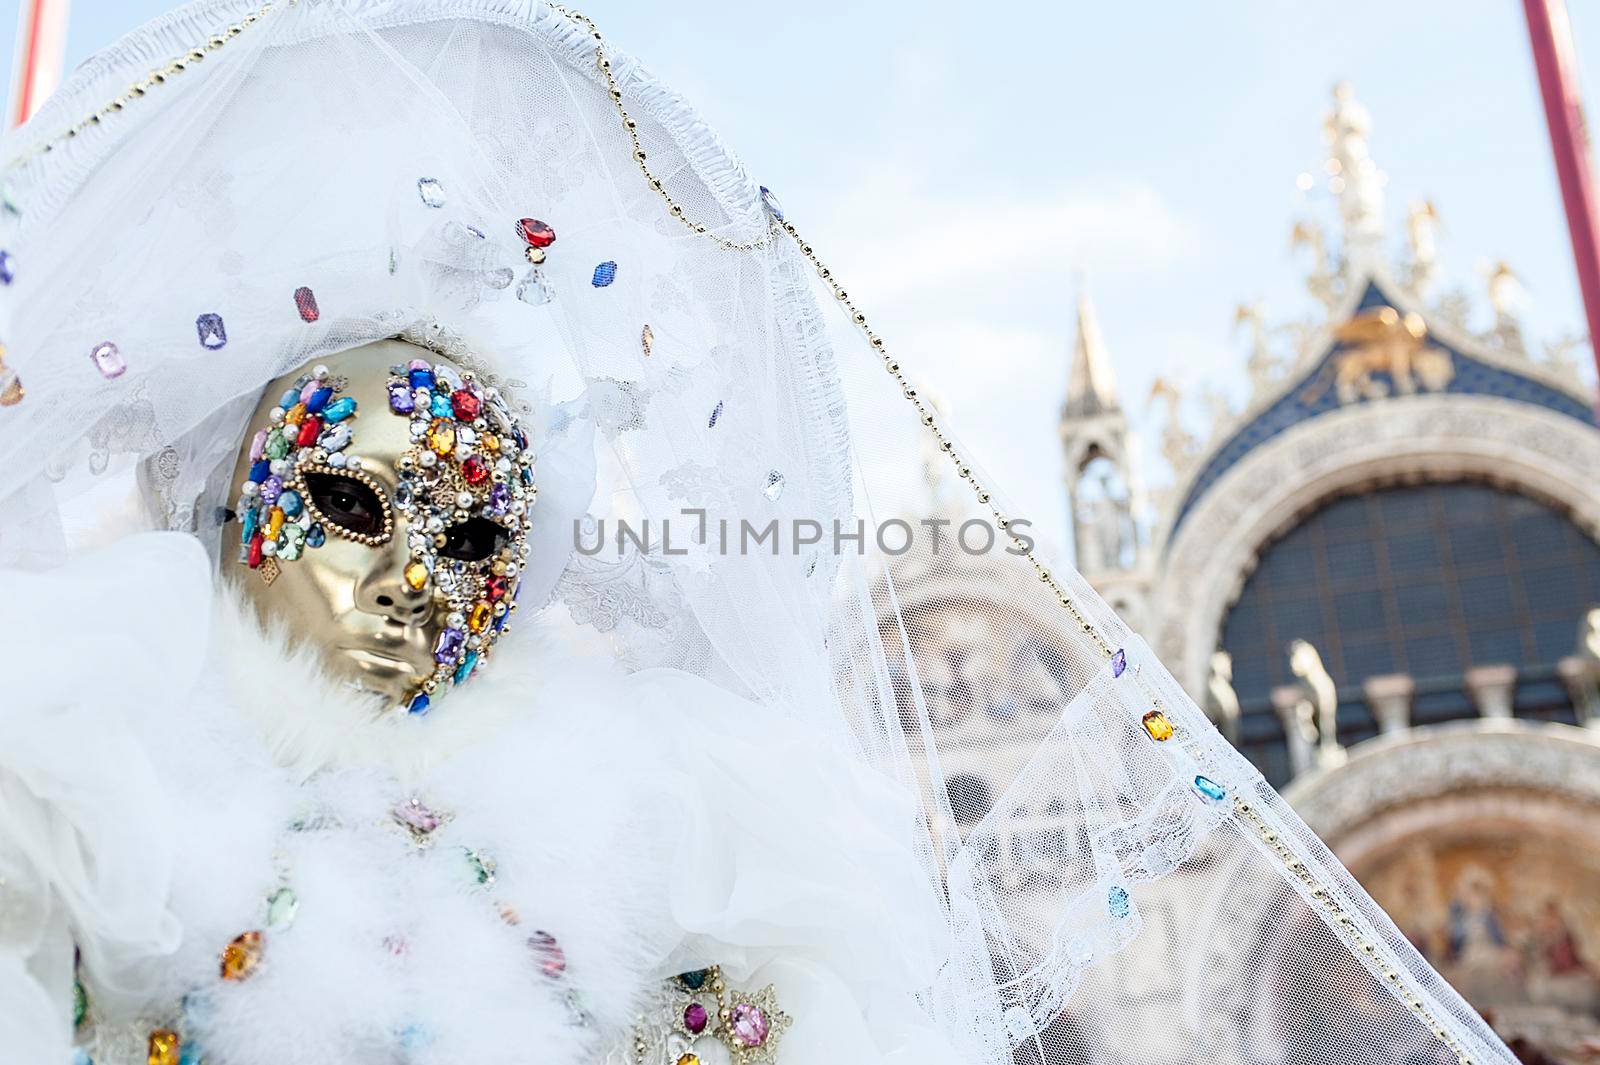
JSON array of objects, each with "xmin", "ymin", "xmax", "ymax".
[{"xmin": 0, "ymin": 3, "xmax": 1513, "ymax": 1063}]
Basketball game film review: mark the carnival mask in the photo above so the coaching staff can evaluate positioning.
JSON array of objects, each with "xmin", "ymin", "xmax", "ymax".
[{"xmin": 223, "ymin": 339, "xmax": 535, "ymax": 713}]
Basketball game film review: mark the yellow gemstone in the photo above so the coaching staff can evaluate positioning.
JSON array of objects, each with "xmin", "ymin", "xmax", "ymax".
[
  {"xmin": 220, "ymin": 930, "xmax": 264, "ymax": 981},
  {"xmin": 676, "ymin": 1056, "xmax": 700, "ymax": 1065},
  {"xmin": 148, "ymin": 1028, "xmax": 181, "ymax": 1065},
  {"xmin": 428, "ymin": 417, "xmax": 456, "ymax": 456},
  {"xmin": 404, "ymin": 561, "xmax": 429, "ymax": 591},
  {"xmin": 265, "ymin": 506, "xmax": 285, "ymax": 539},
  {"xmin": 1141, "ymin": 710, "xmax": 1174, "ymax": 742},
  {"xmin": 481, "ymin": 432, "xmax": 499, "ymax": 453},
  {"xmin": 284, "ymin": 402, "xmax": 306, "ymax": 426},
  {"xmin": 0, "ymin": 375, "xmax": 22, "ymax": 406},
  {"xmin": 468, "ymin": 601, "xmax": 491, "ymax": 633}
]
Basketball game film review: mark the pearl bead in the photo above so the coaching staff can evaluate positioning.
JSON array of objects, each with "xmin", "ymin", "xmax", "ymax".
[
  {"xmin": 419, "ymin": 452, "xmax": 437, "ymax": 468},
  {"xmin": 261, "ymin": 540, "xmax": 278, "ymax": 556},
  {"xmin": 505, "ymin": 562, "xmax": 519, "ymax": 577},
  {"xmin": 269, "ymin": 459, "xmax": 289, "ymax": 476},
  {"xmin": 426, "ymin": 516, "xmax": 444, "ymax": 533},
  {"xmin": 346, "ymin": 456, "xmax": 363, "ymax": 470},
  {"xmin": 313, "ymin": 365, "xmax": 330, "ymax": 381},
  {"xmin": 240, "ymin": 481, "xmax": 260, "ymax": 497},
  {"xmin": 455, "ymin": 491, "xmax": 473, "ymax": 509}
]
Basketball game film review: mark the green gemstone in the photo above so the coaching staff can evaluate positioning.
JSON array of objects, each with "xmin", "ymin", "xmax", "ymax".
[
  {"xmin": 72, "ymin": 978, "xmax": 87, "ymax": 1027},
  {"xmin": 265, "ymin": 887, "xmax": 299, "ymax": 931},
  {"xmin": 264, "ymin": 430, "xmax": 290, "ymax": 459},
  {"xmin": 677, "ymin": 969, "xmax": 709, "ymax": 991},
  {"xmin": 464, "ymin": 847, "xmax": 496, "ymax": 886}
]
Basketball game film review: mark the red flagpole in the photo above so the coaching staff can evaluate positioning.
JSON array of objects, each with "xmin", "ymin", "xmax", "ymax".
[
  {"xmin": 1524, "ymin": 0, "xmax": 1600, "ymax": 394},
  {"xmin": 8, "ymin": 0, "xmax": 70, "ymax": 127}
]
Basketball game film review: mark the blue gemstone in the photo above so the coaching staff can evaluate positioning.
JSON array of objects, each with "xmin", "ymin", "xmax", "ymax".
[
  {"xmin": 1111, "ymin": 649, "xmax": 1127, "ymax": 677},
  {"xmin": 492, "ymin": 609, "xmax": 508, "ymax": 632},
  {"xmin": 1107, "ymin": 885, "xmax": 1131, "ymax": 919},
  {"xmin": 759, "ymin": 185, "xmax": 784, "ymax": 221},
  {"xmin": 72, "ymin": 1050, "xmax": 92, "ymax": 1065},
  {"xmin": 278, "ymin": 388, "xmax": 300, "ymax": 409},
  {"xmin": 322, "ymin": 396, "xmax": 358, "ymax": 422},
  {"xmin": 591, "ymin": 260, "xmax": 617, "ymax": 287},
  {"xmin": 408, "ymin": 692, "xmax": 431, "ymax": 715},
  {"xmin": 1193, "ymin": 775, "xmax": 1227, "ymax": 803},
  {"xmin": 248, "ymin": 459, "xmax": 270, "ymax": 483},
  {"xmin": 708, "ymin": 400, "xmax": 724, "ymax": 428},
  {"xmin": 430, "ymin": 392, "xmax": 453, "ymax": 419},
  {"xmin": 0, "ymin": 249, "xmax": 15, "ymax": 285},
  {"xmin": 306, "ymin": 523, "xmax": 326, "ymax": 548},
  {"xmin": 195, "ymin": 312, "xmax": 226, "ymax": 350},
  {"xmin": 453, "ymin": 651, "xmax": 479, "ymax": 685},
  {"xmin": 408, "ymin": 367, "xmax": 434, "ymax": 389},
  {"xmin": 278, "ymin": 489, "xmax": 303, "ymax": 518},
  {"xmin": 240, "ymin": 506, "xmax": 259, "ymax": 544},
  {"xmin": 305, "ymin": 386, "xmax": 334, "ymax": 413}
]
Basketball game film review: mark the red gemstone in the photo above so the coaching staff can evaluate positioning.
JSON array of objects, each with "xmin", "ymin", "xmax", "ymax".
[
  {"xmin": 248, "ymin": 532, "xmax": 264, "ymax": 568},
  {"xmin": 295, "ymin": 415, "xmax": 323, "ymax": 448},
  {"xmin": 294, "ymin": 286, "xmax": 320, "ymax": 322},
  {"xmin": 462, "ymin": 455, "xmax": 489, "ymax": 485},
  {"xmin": 516, "ymin": 218, "xmax": 555, "ymax": 248},
  {"xmin": 451, "ymin": 389, "xmax": 482, "ymax": 421},
  {"xmin": 684, "ymin": 1002, "xmax": 709, "ymax": 1034},
  {"xmin": 485, "ymin": 575, "xmax": 509, "ymax": 602}
]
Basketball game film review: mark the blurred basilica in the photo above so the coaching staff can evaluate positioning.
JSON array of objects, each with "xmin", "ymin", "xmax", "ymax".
[{"xmin": 902, "ymin": 84, "xmax": 1600, "ymax": 1062}]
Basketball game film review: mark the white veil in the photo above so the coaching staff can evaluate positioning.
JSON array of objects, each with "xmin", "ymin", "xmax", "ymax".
[{"xmin": 0, "ymin": 3, "xmax": 1512, "ymax": 1063}]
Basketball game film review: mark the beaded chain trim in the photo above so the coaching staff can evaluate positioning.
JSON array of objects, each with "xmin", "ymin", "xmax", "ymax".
[{"xmin": 17, "ymin": 3, "xmax": 1477, "ymax": 1062}]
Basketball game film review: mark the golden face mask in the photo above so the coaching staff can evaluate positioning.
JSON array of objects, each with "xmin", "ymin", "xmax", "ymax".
[{"xmin": 223, "ymin": 339, "xmax": 536, "ymax": 713}]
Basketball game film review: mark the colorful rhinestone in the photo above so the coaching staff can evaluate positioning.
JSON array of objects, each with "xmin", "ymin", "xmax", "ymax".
[
  {"xmin": 517, "ymin": 217, "xmax": 556, "ymax": 247},
  {"xmin": 220, "ymin": 931, "xmax": 264, "ymax": 981},
  {"xmin": 147, "ymin": 1029, "xmax": 181, "ymax": 1065},
  {"xmin": 90, "ymin": 341, "xmax": 125, "ymax": 379},
  {"xmin": 591, "ymin": 260, "xmax": 617, "ymax": 287},
  {"xmin": 195, "ymin": 312, "xmax": 227, "ymax": 350},
  {"xmin": 293, "ymin": 286, "xmax": 319, "ymax": 322},
  {"xmin": 1141, "ymin": 709, "xmax": 1173, "ymax": 741}
]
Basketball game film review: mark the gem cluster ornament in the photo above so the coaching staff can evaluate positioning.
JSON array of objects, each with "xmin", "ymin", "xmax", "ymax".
[
  {"xmin": 627, "ymin": 964, "xmax": 792, "ymax": 1065},
  {"xmin": 386, "ymin": 357, "xmax": 535, "ymax": 713},
  {"xmin": 235, "ymin": 365, "xmax": 369, "ymax": 583}
]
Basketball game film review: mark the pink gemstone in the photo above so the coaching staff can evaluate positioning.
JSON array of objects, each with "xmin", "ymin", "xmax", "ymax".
[
  {"xmin": 683, "ymin": 1002, "xmax": 708, "ymax": 1034},
  {"xmin": 527, "ymin": 930, "xmax": 567, "ymax": 978},
  {"xmin": 249, "ymin": 429, "xmax": 268, "ymax": 461},
  {"xmin": 731, "ymin": 1003, "xmax": 768, "ymax": 1047},
  {"xmin": 90, "ymin": 341, "xmax": 125, "ymax": 379},
  {"xmin": 300, "ymin": 379, "xmax": 320, "ymax": 403},
  {"xmin": 294, "ymin": 286, "xmax": 320, "ymax": 322},
  {"xmin": 392, "ymin": 799, "xmax": 441, "ymax": 837}
]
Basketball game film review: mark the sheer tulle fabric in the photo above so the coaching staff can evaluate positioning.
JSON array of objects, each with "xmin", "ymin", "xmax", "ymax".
[{"xmin": 0, "ymin": 3, "xmax": 1511, "ymax": 1062}]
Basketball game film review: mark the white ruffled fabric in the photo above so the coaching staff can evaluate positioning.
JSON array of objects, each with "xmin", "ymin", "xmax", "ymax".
[{"xmin": 0, "ymin": 533, "xmax": 964, "ymax": 1065}]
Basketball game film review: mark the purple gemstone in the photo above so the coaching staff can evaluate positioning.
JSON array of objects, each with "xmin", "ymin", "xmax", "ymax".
[
  {"xmin": 486, "ymin": 482, "xmax": 510, "ymax": 516},
  {"xmin": 434, "ymin": 627, "xmax": 465, "ymax": 663},
  {"xmin": 300, "ymin": 379, "xmax": 319, "ymax": 404},
  {"xmin": 261, "ymin": 475, "xmax": 284, "ymax": 504},
  {"xmin": 683, "ymin": 1002, "xmax": 708, "ymax": 1034},
  {"xmin": 90, "ymin": 341, "xmax": 125, "ymax": 380},
  {"xmin": 0, "ymin": 249, "xmax": 15, "ymax": 284},
  {"xmin": 731, "ymin": 1003, "xmax": 769, "ymax": 1047},
  {"xmin": 1111, "ymin": 649, "xmax": 1127, "ymax": 677},
  {"xmin": 248, "ymin": 429, "xmax": 268, "ymax": 461},
  {"xmin": 388, "ymin": 382, "xmax": 416, "ymax": 414},
  {"xmin": 195, "ymin": 312, "xmax": 226, "ymax": 350}
]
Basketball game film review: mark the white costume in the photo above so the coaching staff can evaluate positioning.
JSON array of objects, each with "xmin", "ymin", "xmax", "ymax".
[{"xmin": 0, "ymin": 3, "xmax": 1514, "ymax": 1065}]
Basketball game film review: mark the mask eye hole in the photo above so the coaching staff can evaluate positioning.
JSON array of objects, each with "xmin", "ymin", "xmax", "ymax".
[
  {"xmin": 440, "ymin": 517, "xmax": 508, "ymax": 563},
  {"xmin": 304, "ymin": 471, "xmax": 388, "ymax": 538}
]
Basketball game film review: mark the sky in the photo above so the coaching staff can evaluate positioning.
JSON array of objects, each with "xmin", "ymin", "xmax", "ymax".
[{"xmin": 4, "ymin": 1, "xmax": 1599, "ymax": 553}]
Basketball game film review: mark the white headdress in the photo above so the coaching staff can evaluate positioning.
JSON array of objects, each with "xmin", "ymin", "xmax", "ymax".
[{"xmin": 0, "ymin": 3, "xmax": 1510, "ymax": 1063}]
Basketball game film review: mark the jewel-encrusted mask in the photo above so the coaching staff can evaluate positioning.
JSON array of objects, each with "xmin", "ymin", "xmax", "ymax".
[
  {"xmin": 384, "ymin": 357, "xmax": 536, "ymax": 713},
  {"xmin": 230, "ymin": 342, "xmax": 535, "ymax": 714}
]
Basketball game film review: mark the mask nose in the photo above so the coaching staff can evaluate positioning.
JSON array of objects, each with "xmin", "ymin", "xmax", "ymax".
[{"xmin": 356, "ymin": 536, "xmax": 434, "ymax": 625}]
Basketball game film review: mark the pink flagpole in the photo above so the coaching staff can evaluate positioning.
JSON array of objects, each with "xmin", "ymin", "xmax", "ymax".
[
  {"xmin": 1524, "ymin": 0, "xmax": 1600, "ymax": 395},
  {"xmin": 8, "ymin": 0, "xmax": 70, "ymax": 127}
]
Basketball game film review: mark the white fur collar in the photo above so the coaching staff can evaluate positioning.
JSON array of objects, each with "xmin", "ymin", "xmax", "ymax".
[{"xmin": 211, "ymin": 581, "xmax": 606, "ymax": 783}]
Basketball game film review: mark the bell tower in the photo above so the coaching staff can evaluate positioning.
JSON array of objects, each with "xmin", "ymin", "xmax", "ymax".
[{"xmin": 1059, "ymin": 289, "xmax": 1150, "ymax": 626}]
